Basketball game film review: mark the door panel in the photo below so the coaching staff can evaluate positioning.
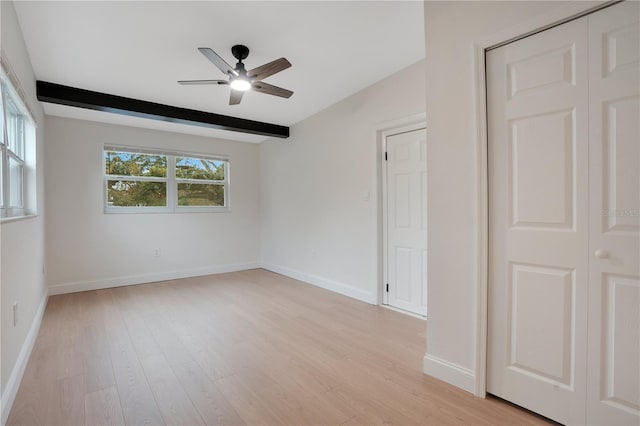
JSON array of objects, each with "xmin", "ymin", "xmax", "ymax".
[
  {"xmin": 601, "ymin": 275, "xmax": 640, "ymax": 412},
  {"xmin": 587, "ymin": 3, "xmax": 640, "ymax": 425},
  {"xmin": 508, "ymin": 264, "xmax": 574, "ymax": 386},
  {"xmin": 510, "ymin": 109, "xmax": 575, "ymax": 228},
  {"xmin": 506, "ymin": 44, "xmax": 575, "ymax": 98},
  {"xmin": 386, "ymin": 129, "xmax": 427, "ymax": 316},
  {"xmin": 603, "ymin": 97, "xmax": 640, "ymax": 233},
  {"xmin": 487, "ymin": 17, "xmax": 589, "ymax": 425}
]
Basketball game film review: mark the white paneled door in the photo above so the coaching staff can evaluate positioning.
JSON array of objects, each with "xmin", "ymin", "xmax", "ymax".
[
  {"xmin": 587, "ymin": 3, "xmax": 640, "ymax": 425},
  {"xmin": 487, "ymin": 3, "xmax": 639, "ymax": 425},
  {"xmin": 487, "ymin": 17, "xmax": 589, "ymax": 425},
  {"xmin": 385, "ymin": 129, "xmax": 427, "ymax": 316}
]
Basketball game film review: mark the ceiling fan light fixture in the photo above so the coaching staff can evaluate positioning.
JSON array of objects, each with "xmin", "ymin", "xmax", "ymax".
[
  {"xmin": 179, "ymin": 45, "xmax": 293, "ymax": 105},
  {"xmin": 230, "ymin": 78, "xmax": 251, "ymax": 92}
]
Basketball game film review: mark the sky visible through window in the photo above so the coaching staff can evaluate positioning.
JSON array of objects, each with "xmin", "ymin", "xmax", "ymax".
[{"xmin": 105, "ymin": 152, "xmax": 224, "ymax": 178}]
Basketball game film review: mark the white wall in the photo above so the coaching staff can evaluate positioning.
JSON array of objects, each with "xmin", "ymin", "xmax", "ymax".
[
  {"xmin": 259, "ymin": 59, "xmax": 425, "ymax": 304},
  {"xmin": 423, "ymin": 1, "xmax": 604, "ymax": 393},
  {"xmin": 0, "ymin": 0, "xmax": 47, "ymax": 413},
  {"xmin": 45, "ymin": 117, "xmax": 260, "ymax": 294}
]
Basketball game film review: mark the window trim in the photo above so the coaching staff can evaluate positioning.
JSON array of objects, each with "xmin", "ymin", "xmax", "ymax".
[
  {"xmin": 0, "ymin": 67, "xmax": 33, "ymax": 219},
  {"xmin": 103, "ymin": 145, "xmax": 230, "ymax": 214}
]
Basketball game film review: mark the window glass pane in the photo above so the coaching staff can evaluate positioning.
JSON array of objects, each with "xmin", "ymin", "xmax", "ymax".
[
  {"xmin": 177, "ymin": 183, "xmax": 224, "ymax": 206},
  {"xmin": 105, "ymin": 151, "xmax": 167, "ymax": 177},
  {"xmin": 6, "ymin": 97, "xmax": 24, "ymax": 159},
  {"xmin": 176, "ymin": 157, "xmax": 225, "ymax": 180},
  {"xmin": 0, "ymin": 150, "xmax": 4, "ymax": 207},
  {"xmin": 0, "ymin": 85, "xmax": 5, "ymax": 146},
  {"xmin": 107, "ymin": 180, "xmax": 167, "ymax": 207},
  {"xmin": 9, "ymin": 156, "xmax": 23, "ymax": 207}
]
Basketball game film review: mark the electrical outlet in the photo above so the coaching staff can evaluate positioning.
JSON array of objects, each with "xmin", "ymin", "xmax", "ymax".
[
  {"xmin": 153, "ymin": 248, "xmax": 161, "ymax": 258},
  {"xmin": 13, "ymin": 302, "xmax": 18, "ymax": 327}
]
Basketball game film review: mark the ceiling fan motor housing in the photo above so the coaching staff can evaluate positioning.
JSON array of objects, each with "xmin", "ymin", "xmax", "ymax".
[{"xmin": 231, "ymin": 44, "xmax": 250, "ymax": 62}]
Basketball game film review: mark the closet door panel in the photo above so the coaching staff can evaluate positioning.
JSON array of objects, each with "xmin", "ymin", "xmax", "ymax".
[
  {"xmin": 487, "ymin": 17, "xmax": 589, "ymax": 425},
  {"xmin": 587, "ymin": 3, "xmax": 640, "ymax": 425}
]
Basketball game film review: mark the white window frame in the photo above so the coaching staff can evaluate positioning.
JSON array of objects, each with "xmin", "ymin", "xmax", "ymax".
[
  {"xmin": 0, "ymin": 69, "xmax": 33, "ymax": 219},
  {"xmin": 103, "ymin": 145, "xmax": 230, "ymax": 214}
]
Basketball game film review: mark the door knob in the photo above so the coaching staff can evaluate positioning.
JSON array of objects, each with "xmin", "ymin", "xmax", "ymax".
[{"xmin": 594, "ymin": 249, "xmax": 609, "ymax": 259}]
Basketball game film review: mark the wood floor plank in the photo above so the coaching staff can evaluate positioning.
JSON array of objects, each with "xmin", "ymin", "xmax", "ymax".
[
  {"xmin": 6, "ymin": 378, "xmax": 56, "ymax": 426},
  {"xmin": 7, "ymin": 269, "xmax": 550, "ymax": 426},
  {"xmin": 81, "ymin": 321, "xmax": 116, "ymax": 394},
  {"xmin": 51, "ymin": 374, "xmax": 86, "ymax": 426},
  {"xmin": 169, "ymin": 359, "xmax": 246, "ymax": 426},
  {"xmin": 51, "ymin": 295, "xmax": 85, "ymax": 381},
  {"xmin": 214, "ymin": 374, "xmax": 283, "ymax": 425},
  {"xmin": 98, "ymin": 290, "xmax": 165, "ymax": 426},
  {"xmin": 139, "ymin": 354, "xmax": 205, "ymax": 426},
  {"xmin": 156, "ymin": 313, "xmax": 235, "ymax": 382},
  {"xmin": 84, "ymin": 386, "xmax": 125, "ymax": 426}
]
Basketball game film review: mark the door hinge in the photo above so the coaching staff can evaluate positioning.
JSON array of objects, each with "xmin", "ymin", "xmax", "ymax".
[
  {"xmin": 385, "ymin": 152, "xmax": 388, "ymax": 161},
  {"xmin": 386, "ymin": 283, "xmax": 389, "ymax": 292}
]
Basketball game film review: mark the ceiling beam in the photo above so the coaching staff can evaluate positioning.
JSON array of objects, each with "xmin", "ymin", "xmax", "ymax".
[{"xmin": 36, "ymin": 81, "xmax": 289, "ymax": 139}]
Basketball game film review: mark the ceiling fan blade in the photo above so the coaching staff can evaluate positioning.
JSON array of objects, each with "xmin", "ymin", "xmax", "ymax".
[
  {"xmin": 229, "ymin": 89, "xmax": 244, "ymax": 105},
  {"xmin": 252, "ymin": 81, "xmax": 293, "ymax": 98},
  {"xmin": 247, "ymin": 58, "xmax": 291, "ymax": 80},
  {"xmin": 178, "ymin": 79, "xmax": 229, "ymax": 85},
  {"xmin": 198, "ymin": 47, "xmax": 239, "ymax": 77}
]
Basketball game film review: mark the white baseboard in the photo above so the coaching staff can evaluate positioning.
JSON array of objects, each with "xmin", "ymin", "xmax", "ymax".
[
  {"xmin": 48, "ymin": 262, "xmax": 261, "ymax": 295},
  {"xmin": 423, "ymin": 353, "xmax": 476, "ymax": 394},
  {"xmin": 260, "ymin": 262, "xmax": 377, "ymax": 305},
  {"xmin": 1, "ymin": 290, "xmax": 49, "ymax": 425}
]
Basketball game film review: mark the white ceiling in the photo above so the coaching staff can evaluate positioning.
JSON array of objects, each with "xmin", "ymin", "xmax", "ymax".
[{"xmin": 14, "ymin": 1, "xmax": 425, "ymax": 143}]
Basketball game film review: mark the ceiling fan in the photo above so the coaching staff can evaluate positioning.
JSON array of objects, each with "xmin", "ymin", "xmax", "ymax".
[{"xmin": 178, "ymin": 45, "xmax": 293, "ymax": 106}]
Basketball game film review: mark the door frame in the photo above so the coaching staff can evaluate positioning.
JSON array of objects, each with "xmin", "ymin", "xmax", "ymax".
[
  {"xmin": 472, "ymin": 0, "xmax": 619, "ymax": 398},
  {"xmin": 374, "ymin": 113, "xmax": 426, "ymax": 307}
]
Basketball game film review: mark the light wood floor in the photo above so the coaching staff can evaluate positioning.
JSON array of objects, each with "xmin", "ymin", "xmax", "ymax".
[{"xmin": 8, "ymin": 269, "xmax": 548, "ymax": 425}]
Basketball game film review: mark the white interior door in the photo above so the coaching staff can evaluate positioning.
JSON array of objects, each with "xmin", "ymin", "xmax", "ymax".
[
  {"xmin": 385, "ymin": 129, "xmax": 427, "ymax": 316},
  {"xmin": 587, "ymin": 3, "xmax": 640, "ymax": 425},
  {"xmin": 487, "ymin": 17, "xmax": 589, "ymax": 425},
  {"xmin": 488, "ymin": 3, "xmax": 640, "ymax": 425}
]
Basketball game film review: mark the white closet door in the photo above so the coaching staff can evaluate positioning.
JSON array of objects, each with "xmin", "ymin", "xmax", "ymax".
[
  {"xmin": 386, "ymin": 129, "xmax": 427, "ymax": 316},
  {"xmin": 487, "ymin": 17, "xmax": 589, "ymax": 425},
  {"xmin": 587, "ymin": 3, "xmax": 640, "ymax": 425}
]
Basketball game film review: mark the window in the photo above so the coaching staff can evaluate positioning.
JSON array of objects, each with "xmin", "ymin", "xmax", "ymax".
[
  {"xmin": 104, "ymin": 146, "xmax": 229, "ymax": 213},
  {"xmin": 105, "ymin": 150, "xmax": 168, "ymax": 208},
  {"xmin": 175, "ymin": 156, "xmax": 226, "ymax": 207},
  {"xmin": 1, "ymin": 69, "xmax": 35, "ymax": 219}
]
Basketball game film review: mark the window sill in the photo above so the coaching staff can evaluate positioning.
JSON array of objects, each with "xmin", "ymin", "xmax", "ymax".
[
  {"xmin": 104, "ymin": 208, "xmax": 230, "ymax": 215},
  {"xmin": 0, "ymin": 214, "xmax": 38, "ymax": 225}
]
